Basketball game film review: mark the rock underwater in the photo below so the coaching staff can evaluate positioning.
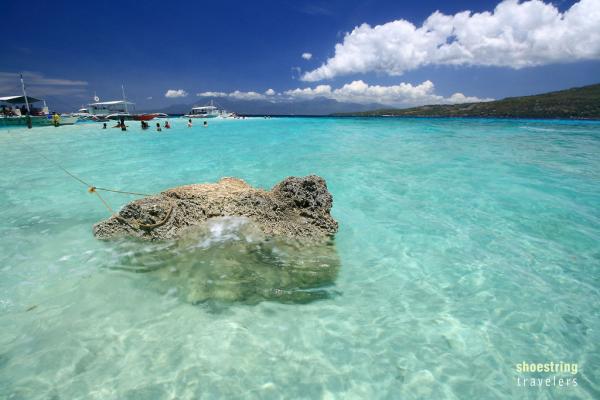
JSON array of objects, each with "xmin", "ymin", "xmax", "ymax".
[{"xmin": 95, "ymin": 176, "xmax": 341, "ymax": 305}]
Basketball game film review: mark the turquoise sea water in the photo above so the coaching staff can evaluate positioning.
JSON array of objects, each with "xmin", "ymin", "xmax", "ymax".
[{"xmin": 0, "ymin": 117, "xmax": 599, "ymax": 399}]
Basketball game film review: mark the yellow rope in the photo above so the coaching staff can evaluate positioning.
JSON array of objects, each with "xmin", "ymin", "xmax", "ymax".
[
  {"xmin": 93, "ymin": 190, "xmax": 115, "ymax": 214},
  {"xmin": 28, "ymin": 144, "xmax": 151, "ymax": 216},
  {"xmin": 16, "ymin": 134, "xmax": 172, "ymax": 232},
  {"xmin": 93, "ymin": 187, "xmax": 151, "ymax": 196},
  {"xmin": 34, "ymin": 149, "xmax": 93, "ymax": 187}
]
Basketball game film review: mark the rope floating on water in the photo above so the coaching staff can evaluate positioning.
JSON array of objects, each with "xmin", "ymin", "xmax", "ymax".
[
  {"xmin": 93, "ymin": 187, "xmax": 151, "ymax": 196},
  {"xmin": 27, "ymin": 144, "xmax": 156, "ymax": 221},
  {"xmin": 93, "ymin": 190, "xmax": 115, "ymax": 215}
]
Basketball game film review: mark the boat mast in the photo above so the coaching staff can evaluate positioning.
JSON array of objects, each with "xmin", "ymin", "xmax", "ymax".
[
  {"xmin": 20, "ymin": 74, "xmax": 31, "ymax": 115},
  {"xmin": 19, "ymin": 73, "xmax": 32, "ymax": 129},
  {"xmin": 121, "ymin": 84, "xmax": 129, "ymax": 114}
]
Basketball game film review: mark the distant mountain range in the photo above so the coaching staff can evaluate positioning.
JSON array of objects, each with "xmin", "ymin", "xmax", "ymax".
[
  {"xmin": 332, "ymin": 84, "xmax": 600, "ymax": 119},
  {"xmin": 141, "ymin": 97, "xmax": 385, "ymax": 116}
]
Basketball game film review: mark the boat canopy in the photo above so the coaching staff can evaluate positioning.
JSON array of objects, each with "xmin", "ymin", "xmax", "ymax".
[
  {"xmin": 89, "ymin": 100, "xmax": 134, "ymax": 106},
  {"xmin": 192, "ymin": 106, "xmax": 217, "ymax": 110},
  {"xmin": 0, "ymin": 95, "xmax": 42, "ymax": 104}
]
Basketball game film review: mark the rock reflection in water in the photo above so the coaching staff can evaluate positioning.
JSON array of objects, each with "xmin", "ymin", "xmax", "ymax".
[{"xmin": 107, "ymin": 217, "xmax": 341, "ymax": 304}]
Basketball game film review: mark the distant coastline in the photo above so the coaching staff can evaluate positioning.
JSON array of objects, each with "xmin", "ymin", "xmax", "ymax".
[
  {"xmin": 152, "ymin": 114, "xmax": 600, "ymax": 120},
  {"xmin": 331, "ymin": 83, "xmax": 600, "ymax": 120}
]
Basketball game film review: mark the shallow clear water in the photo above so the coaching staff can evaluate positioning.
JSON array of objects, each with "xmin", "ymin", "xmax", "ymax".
[{"xmin": 1, "ymin": 117, "xmax": 599, "ymax": 399}]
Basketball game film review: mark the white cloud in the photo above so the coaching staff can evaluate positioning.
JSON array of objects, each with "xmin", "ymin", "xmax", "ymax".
[
  {"xmin": 302, "ymin": 0, "xmax": 600, "ymax": 81},
  {"xmin": 229, "ymin": 90, "xmax": 266, "ymax": 100},
  {"xmin": 284, "ymin": 84, "xmax": 332, "ymax": 99},
  {"xmin": 291, "ymin": 66, "xmax": 302, "ymax": 79},
  {"xmin": 285, "ymin": 80, "xmax": 493, "ymax": 106},
  {"xmin": 301, "ymin": 52, "xmax": 313, "ymax": 60},
  {"xmin": 194, "ymin": 81, "xmax": 490, "ymax": 107},
  {"xmin": 197, "ymin": 90, "xmax": 268, "ymax": 100},
  {"xmin": 197, "ymin": 91, "xmax": 228, "ymax": 97},
  {"xmin": 165, "ymin": 89, "xmax": 188, "ymax": 98}
]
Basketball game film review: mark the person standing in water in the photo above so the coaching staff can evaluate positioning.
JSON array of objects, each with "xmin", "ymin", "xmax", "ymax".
[
  {"xmin": 187, "ymin": 119, "xmax": 192, "ymax": 128},
  {"xmin": 156, "ymin": 122, "xmax": 162, "ymax": 132},
  {"xmin": 52, "ymin": 112, "xmax": 61, "ymax": 127},
  {"xmin": 102, "ymin": 123, "xmax": 107, "ymax": 129},
  {"xmin": 203, "ymin": 120, "xmax": 208, "ymax": 127},
  {"xmin": 164, "ymin": 121, "xmax": 170, "ymax": 129}
]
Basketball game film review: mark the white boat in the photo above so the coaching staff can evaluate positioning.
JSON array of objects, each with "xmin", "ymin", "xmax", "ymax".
[
  {"xmin": 184, "ymin": 100, "xmax": 236, "ymax": 119},
  {"xmin": 87, "ymin": 88, "xmax": 157, "ymax": 122},
  {"xmin": 88, "ymin": 100, "xmax": 134, "ymax": 121},
  {"xmin": 219, "ymin": 110, "xmax": 237, "ymax": 119},
  {"xmin": 58, "ymin": 115, "xmax": 79, "ymax": 125},
  {"xmin": 70, "ymin": 107, "xmax": 93, "ymax": 121},
  {"xmin": 185, "ymin": 105, "xmax": 220, "ymax": 119}
]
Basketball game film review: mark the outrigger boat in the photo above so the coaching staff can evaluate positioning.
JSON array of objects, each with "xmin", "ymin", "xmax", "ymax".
[
  {"xmin": 106, "ymin": 113, "xmax": 160, "ymax": 121},
  {"xmin": 0, "ymin": 96, "xmax": 78, "ymax": 127},
  {"xmin": 86, "ymin": 100, "xmax": 158, "ymax": 122},
  {"xmin": 87, "ymin": 87, "xmax": 158, "ymax": 122},
  {"xmin": 87, "ymin": 100, "xmax": 132, "ymax": 121},
  {"xmin": 71, "ymin": 106, "xmax": 93, "ymax": 120}
]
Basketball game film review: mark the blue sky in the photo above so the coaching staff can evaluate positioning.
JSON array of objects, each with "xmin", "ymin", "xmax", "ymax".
[{"xmin": 1, "ymin": 0, "xmax": 599, "ymax": 111}]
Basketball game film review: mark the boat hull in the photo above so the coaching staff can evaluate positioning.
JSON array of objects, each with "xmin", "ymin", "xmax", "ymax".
[
  {"xmin": 132, "ymin": 114, "xmax": 159, "ymax": 121},
  {"xmin": 184, "ymin": 114, "xmax": 219, "ymax": 119},
  {"xmin": 0, "ymin": 115, "xmax": 79, "ymax": 127},
  {"xmin": 59, "ymin": 116, "xmax": 79, "ymax": 125},
  {"xmin": 0, "ymin": 116, "xmax": 53, "ymax": 127},
  {"xmin": 106, "ymin": 113, "xmax": 158, "ymax": 121}
]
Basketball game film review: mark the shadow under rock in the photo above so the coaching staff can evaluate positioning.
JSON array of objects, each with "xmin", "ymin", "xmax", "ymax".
[{"xmin": 103, "ymin": 217, "xmax": 341, "ymax": 305}]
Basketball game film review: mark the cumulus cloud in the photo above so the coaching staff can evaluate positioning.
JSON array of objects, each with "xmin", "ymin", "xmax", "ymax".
[
  {"xmin": 301, "ymin": 52, "xmax": 313, "ymax": 60},
  {"xmin": 284, "ymin": 84, "xmax": 332, "ymax": 99},
  {"xmin": 197, "ymin": 91, "xmax": 228, "ymax": 97},
  {"xmin": 302, "ymin": 0, "xmax": 600, "ymax": 81},
  {"xmin": 196, "ymin": 81, "xmax": 490, "ymax": 106},
  {"xmin": 285, "ymin": 80, "xmax": 493, "ymax": 106},
  {"xmin": 229, "ymin": 90, "xmax": 266, "ymax": 100},
  {"xmin": 197, "ymin": 90, "xmax": 268, "ymax": 100},
  {"xmin": 165, "ymin": 89, "xmax": 188, "ymax": 98}
]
